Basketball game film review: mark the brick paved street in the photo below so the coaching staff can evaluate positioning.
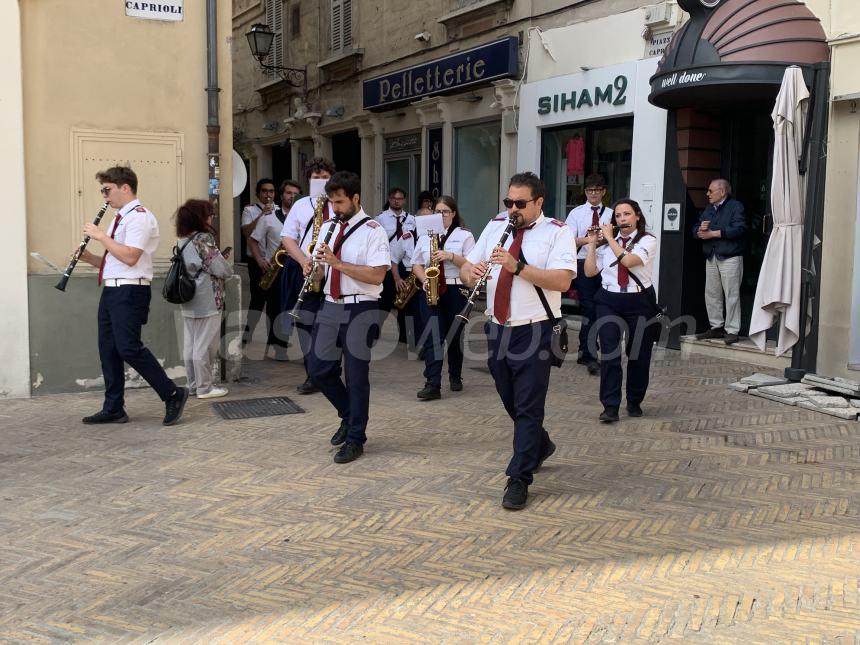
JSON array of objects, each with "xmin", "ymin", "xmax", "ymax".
[{"xmin": 2, "ymin": 323, "xmax": 860, "ymax": 643}]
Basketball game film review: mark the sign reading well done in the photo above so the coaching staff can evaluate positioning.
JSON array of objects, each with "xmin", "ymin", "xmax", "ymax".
[
  {"xmin": 125, "ymin": 1, "xmax": 184, "ymax": 22},
  {"xmin": 363, "ymin": 37, "xmax": 518, "ymax": 111}
]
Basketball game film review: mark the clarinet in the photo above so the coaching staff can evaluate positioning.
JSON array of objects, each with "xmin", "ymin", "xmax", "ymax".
[
  {"xmin": 456, "ymin": 214, "xmax": 518, "ymax": 323},
  {"xmin": 288, "ymin": 214, "xmax": 340, "ymax": 320},
  {"xmin": 55, "ymin": 202, "xmax": 110, "ymax": 292}
]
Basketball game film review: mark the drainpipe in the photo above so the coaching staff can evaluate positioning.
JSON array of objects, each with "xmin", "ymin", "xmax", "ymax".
[{"xmin": 206, "ymin": 0, "xmax": 221, "ymax": 236}]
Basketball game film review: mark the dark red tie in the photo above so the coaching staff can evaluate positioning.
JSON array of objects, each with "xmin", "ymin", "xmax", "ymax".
[
  {"xmin": 493, "ymin": 228, "xmax": 524, "ymax": 324},
  {"xmin": 328, "ymin": 221, "xmax": 348, "ymax": 299},
  {"xmin": 591, "ymin": 206, "xmax": 600, "ymax": 227},
  {"xmin": 617, "ymin": 237, "xmax": 630, "ymax": 289},
  {"xmin": 97, "ymin": 213, "xmax": 123, "ymax": 286},
  {"xmin": 437, "ymin": 232, "xmax": 448, "ymax": 296},
  {"xmin": 395, "ymin": 216, "xmax": 403, "ymax": 239}
]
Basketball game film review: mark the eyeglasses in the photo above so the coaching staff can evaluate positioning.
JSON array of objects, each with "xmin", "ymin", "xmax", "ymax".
[
  {"xmin": 260, "ymin": 188, "xmax": 276, "ymax": 194},
  {"xmin": 585, "ymin": 187, "xmax": 605, "ymax": 194},
  {"xmin": 435, "ymin": 209, "xmax": 453, "ymax": 215},
  {"xmin": 502, "ymin": 197, "xmax": 536, "ymax": 209},
  {"xmin": 100, "ymin": 186, "xmax": 113, "ymax": 196}
]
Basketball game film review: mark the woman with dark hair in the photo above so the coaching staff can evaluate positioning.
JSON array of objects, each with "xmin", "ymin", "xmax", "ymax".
[
  {"xmin": 176, "ymin": 199, "xmax": 233, "ymax": 399},
  {"xmin": 415, "ymin": 190, "xmax": 435, "ymax": 216},
  {"xmin": 411, "ymin": 195, "xmax": 475, "ymax": 400},
  {"xmin": 584, "ymin": 198, "xmax": 659, "ymax": 422}
]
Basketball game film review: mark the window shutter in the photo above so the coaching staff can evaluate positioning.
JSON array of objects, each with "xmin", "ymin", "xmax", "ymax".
[
  {"xmin": 265, "ymin": 0, "xmax": 284, "ymax": 80},
  {"xmin": 331, "ymin": 0, "xmax": 343, "ymax": 52},
  {"xmin": 342, "ymin": 0, "xmax": 352, "ymax": 50}
]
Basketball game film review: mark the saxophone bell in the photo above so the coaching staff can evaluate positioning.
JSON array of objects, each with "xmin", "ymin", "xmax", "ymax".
[{"xmin": 259, "ymin": 248, "xmax": 288, "ymax": 291}]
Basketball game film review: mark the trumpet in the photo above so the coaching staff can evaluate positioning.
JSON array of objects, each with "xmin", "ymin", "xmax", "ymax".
[
  {"xmin": 424, "ymin": 231, "xmax": 441, "ymax": 306},
  {"xmin": 456, "ymin": 214, "xmax": 518, "ymax": 323},
  {"xmin": 288, "ymin": 215, "xmax": 340, "ymax": 320},
  {"xmin": 259, "ymin": 248, "xmax": 288, "ymax": 290},
  {"xmin": 56, "ymin": 202, "xmax": 110, "ymax": 292}
]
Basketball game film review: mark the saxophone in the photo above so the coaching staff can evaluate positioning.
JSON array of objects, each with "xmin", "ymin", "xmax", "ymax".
[
  {"xmin": 393, "ymin": 273, "xmax": 419, "ymax": 309},
  {"xmin": 424, "ymin": 231, "xmax": 441, "ymax": 306},
  {"xmin": 259, "ymin": 247, "xmax": 288, "ymax": 290},
  {"xmin": 306, "ymin": 196, "xmax": 327, "ymax": 292}
]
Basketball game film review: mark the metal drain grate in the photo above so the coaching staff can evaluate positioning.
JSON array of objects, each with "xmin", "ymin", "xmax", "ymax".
[{"xmin": 212, "ymin": 396, "xmax": 305, "ymax": 420}]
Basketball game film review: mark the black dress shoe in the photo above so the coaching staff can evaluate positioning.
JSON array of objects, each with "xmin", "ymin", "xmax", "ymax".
[
  {"xmin": 82, "ymin": 409, "xmax": 129, "ymax": 424},
  {"xmin": 449, "ymin": 377, "xmax": 463, "ymax": 392},
  {"xmin": 330, "ymin": 420, "xmax": 348, "ymax": 446},
  {"xmin": 586, "ymin": 361, "xmax": 600, "ymax": 375},
  {"xmin": 724, "ymin": 333, "xmax": 740, "ymax": 345},
  {"xmin": 163, "ymin": 387, "xmax": 189, "ymax": 426},
  {"xmin": 599, "ymin": 407, "xmax": 620, "ymax": 423},
  {"xmin": 417, "ymin": 384, "xmax": 441, "ymax": 400},
  {"xmin": 627, "ymin": 403, "xmax": 643, "ymax": 417},
  {"xmin": 695, "ymin": 327, "xmax": 725, "ymax": 340},
  {"xmin": 534, "ymin": 439, "xmax": 556, "ymax": 473},
  {"xmin": 296, "ymin": 378, "xmax": 319, "ymax": 395},
  {"xmin": 334, "ymin": 441, "xmax": 364, "ymax": 464},
  {"xmin": 576, "ymin": 356, "xmax": 589, "ymax": 365},
  {"xmin": 502, "ymin": 477, "xmax": 529, "ymax": 510}
]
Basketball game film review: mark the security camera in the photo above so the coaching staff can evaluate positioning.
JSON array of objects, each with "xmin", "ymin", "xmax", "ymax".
[{"xmin": 414, "ymin": 31, "xmax": 431, "ymax": 42}]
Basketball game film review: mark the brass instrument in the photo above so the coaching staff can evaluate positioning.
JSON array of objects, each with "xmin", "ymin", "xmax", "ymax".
[
  {"xmin": 259, "ymin": 248, "xmax": 288, "ymax": 290},
  {"xmin": 288, "ymin": 214, "xmax": 340, "ymax": 320},
  {"xmin": 56, "ymin": 202, "xmax": 110, "ymax": 292},
  {"xmin": 424, "ymin": 231, "xmax": 441, "ymax": 306},
  {"xmin": 306, "ymin": 196, "xmax": 327, "ymax": 292},
  {"xmin": 393, "ymin": 273, "xmax": 419, "ymax": 309},
  {"xmin": 456, "ymin": 215, "xmax": 518, "ymax": 323}
]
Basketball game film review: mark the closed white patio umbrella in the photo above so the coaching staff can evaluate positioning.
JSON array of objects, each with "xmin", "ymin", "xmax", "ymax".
[{"xmin": 749, "ymin": 66, "xmax": 809, "ymax": 356}]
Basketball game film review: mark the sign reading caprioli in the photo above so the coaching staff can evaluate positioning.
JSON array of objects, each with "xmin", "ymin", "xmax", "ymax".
[{"xmin": 125, "ymin": 1, "xmax": 184, "ymax": 21}]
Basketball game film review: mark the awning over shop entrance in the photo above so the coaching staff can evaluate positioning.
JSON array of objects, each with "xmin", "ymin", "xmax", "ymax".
[{"xmin": 649, "ymin": 0, "xmax": 829, "ymax": 109}]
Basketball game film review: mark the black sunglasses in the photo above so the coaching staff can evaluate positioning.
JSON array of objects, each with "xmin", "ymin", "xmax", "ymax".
[{"xmin": 502, "ymin": 197, "xmax": 536, "ymax": 209}]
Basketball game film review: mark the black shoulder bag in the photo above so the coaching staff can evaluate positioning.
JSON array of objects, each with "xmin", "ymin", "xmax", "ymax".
[{"xmin": 519, "ymin": 250, "xmax": 569, "ymax": 368}]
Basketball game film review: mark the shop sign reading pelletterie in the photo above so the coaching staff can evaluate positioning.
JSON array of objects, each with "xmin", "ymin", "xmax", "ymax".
[{"xmin": 125, "ymin": 1, "xmax": 184, "ymax": 22}]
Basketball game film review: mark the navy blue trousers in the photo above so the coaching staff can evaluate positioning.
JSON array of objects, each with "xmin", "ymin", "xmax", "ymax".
[
  {"xmin": 594, "ymin": 288, "xmax": 657, "ymax": 410},
  {"xmin": 98, "ymin": 285, "xmax": 177, "ymax": 412},
  {"xmin": 485, "ymin": 320, "xmax": 554, "ymax": 484},
  {"xmin": 417, "ymin": 284, "xmax": 466, "ymax": 387},
  {"xmin": 278, "ymin": 256, "xmax": 304, "ymax": 342},
  {"xmin": 307, "ymin": 300, "xmax": 379, "ymax": 445},
  {"xmin": 575, "ymin": 258, "xmax": 602, "ymax": 362},
  {"xmin": 294, "ymin": 288, "xmax": 324, "ymax": 378}
]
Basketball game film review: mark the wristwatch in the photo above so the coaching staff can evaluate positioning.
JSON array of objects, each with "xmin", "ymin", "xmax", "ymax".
[{"xmin": 513, "ymin": 260, "xmax": 526, "ymax": 276}]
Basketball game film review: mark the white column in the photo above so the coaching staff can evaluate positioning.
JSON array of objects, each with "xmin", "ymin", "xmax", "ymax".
[
  {"xmin": 492, "ymin": 79, "xmax": 519, "ymax": 199},
  {"xmin": 0, "ymin": 2, "xmax": 30, "ymax": 398}
]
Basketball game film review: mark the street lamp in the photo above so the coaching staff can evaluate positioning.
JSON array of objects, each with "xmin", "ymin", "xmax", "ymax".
[{"xmin": 246, "ymin": 23, "xmax": 306, "ymax": 89}]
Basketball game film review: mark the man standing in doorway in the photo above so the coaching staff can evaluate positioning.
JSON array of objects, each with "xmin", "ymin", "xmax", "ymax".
[
  {"xmin": 692, "ymin": 178, "xmax": 747, "ymax": 345},
  {"xmin": 566, "ymin": 173, "xmax": 612, "ymax": 374},
  {"xmin": 241, "ymin": 178, "xmax": 278, "ymax": 347}
]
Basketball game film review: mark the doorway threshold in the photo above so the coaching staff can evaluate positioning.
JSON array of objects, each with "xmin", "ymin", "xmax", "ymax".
[{"xmin": 680, "ymin": 335, "xmax": 791, "ymax": 370}]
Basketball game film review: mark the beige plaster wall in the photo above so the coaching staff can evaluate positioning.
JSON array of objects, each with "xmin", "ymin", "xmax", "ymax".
[{"xmin": 0, "ymin": 3, "xmax": 31, "ymax": 398}]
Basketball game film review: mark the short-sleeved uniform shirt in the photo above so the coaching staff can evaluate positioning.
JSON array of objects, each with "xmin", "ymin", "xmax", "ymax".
[
  {"xmin": 565, "ymin": 203, "xmax": 612, "ymax": 259},
  {"xmin": 102, "ymin": 199, "xmax": 160, "ymax": 280},
  {"xmin": 320, "ymin": 209, "xmax": 391, "ymax": 300},
  {"xmin": 595, "ymin": 232, "xmax": 658, "ymax": 289},
  {"xmin": 412, "ymin": 226, "xmax": 476, "ymax": 283},
  {"xmin": 250, "ymin": 211, "xmax": 285, "ymax": 261}
]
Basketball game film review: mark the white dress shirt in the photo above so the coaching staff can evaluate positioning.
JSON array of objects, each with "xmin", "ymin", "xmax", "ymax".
[
  {"xmin": 412, "ymin": 226, "xmax": 476, "ymax": 283},
  {"xmin": 101, "ymin": 199, "xmax": 159, "ymax": 280},
  {"xmin": 390, "ymin": 230, "xmax": 415, "ymax": 268},
  {"xmin": 250, "ymin": 211, "xmax": 285, "ymax": 261},
  {"xmin": 565, "ymin": 203, "xmax": 612, "ymax": 259},
  {"xmin": 466, "ymin": 214, "xmax": 577, "ymax": 323},
  {"xmin": 321, "ymin": 209, "xmax": 391, "ymax": 300},
  {"xmin": 596, "ymin": 232, "xmax": 658, "ymax": 291},
  {"xmin": 281, "ymin": 195, "xmax": 335, "ymax": 249},
  {"xmin": 376, "ymin": 209, "xmax": 416, "ymax": 241}
]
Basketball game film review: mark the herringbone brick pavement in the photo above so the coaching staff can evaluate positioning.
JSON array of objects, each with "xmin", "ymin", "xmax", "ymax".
[{"xmin": 1, "ymin": 323, "xmax": 859, "ymax": 643}]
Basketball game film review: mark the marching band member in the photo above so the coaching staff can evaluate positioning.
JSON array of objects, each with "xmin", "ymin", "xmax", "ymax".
[
  {"xmin": 584, "ymin": 198, "xmax": 659, "ymax": 423},
  {"xmin": 411, "ymin": 196, "xmax": 475, "ymax": 400},
  {"xmin": 306, "ymin": 172, "xmax": 390, "ymax": 464},
  {"xmin": 241, "ymin": 179, "xmax": 277, "ymax": 346},
  {"xmin": 461, "ymin": 172, "xmax": 576, "ymax": 510},
  {"xmin": 280, "ymin": 158, "xmax": 336, "ymax": 394},
  {"xmin": 376, "ymin": 187, "xmax": 416, "ymax": 342},
  {"xmin": 250, "ymin": 189, "xmax": 290, "ymax": 360},
  {"xmin": 565, "ymin": 173, "xmax": 612, "ymax": 375},
  {"xmin": 77, "ymin": 166, "xmax": 188, "ymax": 426}
]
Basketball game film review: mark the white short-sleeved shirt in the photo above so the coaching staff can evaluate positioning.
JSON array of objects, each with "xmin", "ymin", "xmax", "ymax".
[
  {"xmin": 596, "ymin": 232, "xmax": 658, "ymax": 289},
  {"xmin": 412, "ymin": 226, "xmax": 476, "ymax": 283},
  {"xmin": 566, "ymin": 203, "xmax": 613, "ymax": 259},
  {"xmin": 101, "ymin": 199, "xmax": 160, "ymax": 280},
  {"xmin": 281, "ymin": 196, "xmax": 335, "ymax": 250},
  {"xmin": 390, "ymin": 230, "xmax": 415, "ymax": 267},
  {"xmin": 241, "ymin": 203, "xmax": 267, "ymax": 228},
  {"xmin": 250, "ymin": 211, "xmax": 285, "ymax": 261},
  {"xmin": 466, "ymin": 214, "xmax": 577, "ymax": 321},
  {"xmin": 321, "ymin": 209, "xmax": 391, "ymax": 299},
  {"xmin": 376, "ymin": 209, "xmax": 416, "ymax": 241}
]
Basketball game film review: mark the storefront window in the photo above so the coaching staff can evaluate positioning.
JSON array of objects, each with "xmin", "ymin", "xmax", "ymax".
[
  {"xmin": 384, "ymin": 133, "xmax": 422, "ymax": 212},
  {"xmin": 540, "ymin": 117, "xmax": 633, "ymax": 220},
  {"xmin": 454, "ymin": 121, "xmax": 501, "ymax": 231}
]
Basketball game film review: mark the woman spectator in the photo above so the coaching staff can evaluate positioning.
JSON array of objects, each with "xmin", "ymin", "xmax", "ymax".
[
  {"xmin": 176, "ymin": 199, "xmax": 233, "ymax": 399},
  {"xmin": 411, "ymin": 195, "xmax": 475, "ymax": 400},
  {"xmin": 584, "ymin": 198, "xmax": 659, "ymax": 422}
]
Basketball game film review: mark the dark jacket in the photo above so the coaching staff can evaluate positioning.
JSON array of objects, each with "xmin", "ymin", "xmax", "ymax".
[{"xmin": 691, "ymin": 197, "xmax": 746, "ymax": 259}]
